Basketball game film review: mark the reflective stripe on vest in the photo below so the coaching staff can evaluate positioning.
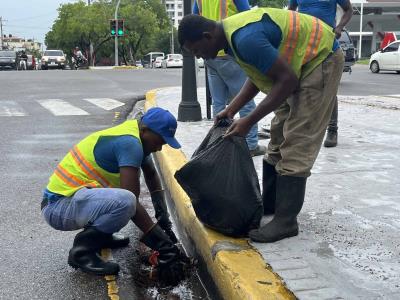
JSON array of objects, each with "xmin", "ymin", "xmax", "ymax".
[
  {"xmin": 70, "ymin": 146, "xmax": 111, "ymax": 188},
  {"xmin": 222, "ymin": 8, "xmax": 335, "ymax": 93}
]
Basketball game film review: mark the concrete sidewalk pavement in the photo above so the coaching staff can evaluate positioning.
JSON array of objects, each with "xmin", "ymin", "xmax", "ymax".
[{"xmin": 146, "ymin": 87, "xmax": 400, "ymax": 299}]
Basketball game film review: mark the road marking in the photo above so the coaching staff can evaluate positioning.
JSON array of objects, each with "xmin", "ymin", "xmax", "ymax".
[
  {"xmin": 101, "ymin": 248, "xmax": 120, "ymax": 300},
  {"xmin": 0, "ymin": 101, "xmax": 28, "ymax": 116},
  {"xmin": 37, "ymin": 99, "xmax": 89, "ymax": 116},
  {"xmin": 83, "ymin": 98, "xmax": 125, "ymax": 110}
]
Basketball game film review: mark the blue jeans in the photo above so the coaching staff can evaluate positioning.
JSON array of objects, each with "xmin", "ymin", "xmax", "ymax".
[
  {"xmin": 206, "ymin": 56, "xmax": 258, "ymax": 150},
  {"xmin": 42, "ymin": 187, "xmax": 137, "ymax": 234}
]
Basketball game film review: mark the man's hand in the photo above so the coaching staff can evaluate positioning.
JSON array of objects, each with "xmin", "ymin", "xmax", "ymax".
[
  {"xmin": 334, "ymin": 26, "xmax": 343, "ymax": 39},
  {"xmin": 214, "ymin": 107, "xmax": 235, "ymax": 125},
  {"xmin": 224, "ymin": 117, "xmax": 253, "ymax": 139}
]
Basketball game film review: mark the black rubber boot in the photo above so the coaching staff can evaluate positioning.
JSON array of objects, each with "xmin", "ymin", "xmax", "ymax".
[
  {"xmin": 249, "ymin": 175, "xmax": 307, "ymax": 243},
  {"xmin": 262, "ymin": 161, "xmax": 277, "ymax": 215},
  {"xmin": 103, "ymin": 233, "xmax": 130, "ymax": 249},
  {"xmin": 68, "ymin": 227, "xmax": 120, "ymax": 275},
  {"xmin": 324, "ymin": 130, "xmax": 337, "ymax": 147}
]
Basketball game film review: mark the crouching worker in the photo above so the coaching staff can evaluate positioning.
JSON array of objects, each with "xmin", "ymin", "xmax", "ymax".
[{"xmin": 41, "ymin": 107, "xmax": 187, "ymax": 283}]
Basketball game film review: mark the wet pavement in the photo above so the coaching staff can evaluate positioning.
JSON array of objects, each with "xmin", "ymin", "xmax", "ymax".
[{"xmin": 154, "ymin": 85, "xmax": 400, "ymax": 299}]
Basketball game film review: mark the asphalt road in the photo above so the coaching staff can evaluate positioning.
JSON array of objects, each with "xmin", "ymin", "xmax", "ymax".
[
  {"xmin": 0, "ymin": 65, "xmax": 398, "ymax": 300},
  {"xmin": 0, "ymin": 68, "xmax": 208, "ymax": 300}
]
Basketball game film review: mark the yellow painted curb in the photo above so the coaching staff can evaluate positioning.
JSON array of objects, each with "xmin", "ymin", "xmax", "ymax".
[{"xmin": 145, "ymin": 89, "xmax": 295, "ymax": 300}]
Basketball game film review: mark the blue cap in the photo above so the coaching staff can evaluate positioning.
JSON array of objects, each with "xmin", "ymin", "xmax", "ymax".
[{"xmin": 141, "ymin": 107, "xmax": 181, "ymax": 149}]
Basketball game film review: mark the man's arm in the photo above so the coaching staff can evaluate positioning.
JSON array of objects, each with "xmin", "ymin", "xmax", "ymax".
[
  {"xmin": 225, "ymin": 57, "xmax": 298, "ymax": 137},
  {"xmin": 141, "ymin": 155, "xmax": 162, "ymax": 192},
  {"xmin": 335, "ymin": 0, "xmax": 353, "ymax": 39},
  {"xmin": 120, "ymin": 166, "xmax": 154, "ymax": 233},
  {"xmin": 141, "ymin": 155, "xmax": 178, "ymax": 242}
]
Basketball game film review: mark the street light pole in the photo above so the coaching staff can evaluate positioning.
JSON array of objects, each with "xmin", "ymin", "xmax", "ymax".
[
  {"xmin": 114, "ymin": 0, "xmax": 121, "ymax": 66},
  {"xmin": 178, "ymin": 0, "xmax": 202, "ymax": 122}
]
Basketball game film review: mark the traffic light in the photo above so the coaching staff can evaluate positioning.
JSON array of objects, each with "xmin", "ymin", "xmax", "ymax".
[
  {"xmin": 117, "ymin": 19, "xmax": 124, "ymax": 36},
  {"xmin": 110, "ymin": 19, "xmax": 116, "ymax": 36}
]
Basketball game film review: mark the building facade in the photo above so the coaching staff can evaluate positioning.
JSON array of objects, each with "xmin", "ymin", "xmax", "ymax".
[
  {"xmin": 346, "ymin": 0, "xmax": 400, "ymax": 57},
  {"xmin": 1, "ymin": 35, "xmax": 42, "ymax": 52},
  {"xmin": 165, "ymin": 0, "xmax": 184, "ymax": 28}
]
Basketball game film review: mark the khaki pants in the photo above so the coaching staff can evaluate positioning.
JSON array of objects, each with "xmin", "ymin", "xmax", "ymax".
[{"xmin": 265, "ymin": 49, "xmax": 345, "ymax": 177}]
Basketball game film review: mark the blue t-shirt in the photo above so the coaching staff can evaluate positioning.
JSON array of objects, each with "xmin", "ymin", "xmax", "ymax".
[
  {"xmin": 193, "ymin": 0, "xmax": 250, "ymax": 14},
  {"xmin": 227, "ymin": 14, "xmax": 282, "ymax": 75},
  {"xmin": 289, "ymin": 0, "xmax": 347, "ymax": 28},
  {"xmin": 44, "ymin": 135, "xmax": 146, "ymax": 200}
]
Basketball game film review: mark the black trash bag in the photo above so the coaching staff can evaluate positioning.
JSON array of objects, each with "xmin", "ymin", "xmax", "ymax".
[{"xmin": 174, "ymin": 120, "xmax": 263, "ymax": 237}]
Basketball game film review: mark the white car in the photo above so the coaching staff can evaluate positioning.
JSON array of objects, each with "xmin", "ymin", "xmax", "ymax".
[
  {"xmin": 162, "ymin": 54, "xmax": 183, "ymax": 68},
  {"xmin": 369, "ymin": 40, "xmax": 400, "ymax": 74},
  {"xmin": 153, "ymin": 57, "xmax": 163, "ymax": 68},
  {"xmin": 41, "ymin": 50, "xmax": 66, "ymax": 70}
]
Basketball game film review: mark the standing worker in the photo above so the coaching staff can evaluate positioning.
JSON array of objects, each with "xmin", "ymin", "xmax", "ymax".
[
  {"xmin": 178, "ymin": 7, "xmax": 344, "ymax": 242},
  {"xmin": 193, "ymin": 0, "xmax": 266, "ymax": 156},
  {"xmin": 289, "ymin": 0, "xmax": 353, "ymax": 147},
  {"xmin": 41, "ymin": 108, "xmax": 188, "ymax": 284}
]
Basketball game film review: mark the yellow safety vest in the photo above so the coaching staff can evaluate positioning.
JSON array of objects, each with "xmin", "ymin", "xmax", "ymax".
[
  {"xmin": 196, "ymin": 0, "xmax": 239, "ymax": 56},
  {"xmin": 46, "ymin": 120, "xmax": 141, "ymax": 197},
  {"xmin": 223, "ymin": 8, "xmax": 335, "ymax": 93}
]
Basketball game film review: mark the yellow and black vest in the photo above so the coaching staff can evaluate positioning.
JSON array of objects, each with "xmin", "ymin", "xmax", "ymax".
[
  {"xmin": 223, "ymin": 8, "xmax": 335, "ymax": 93},
  {"xmin": 46, "ymin": 120, "xmax": 141, "ymax": 197}
]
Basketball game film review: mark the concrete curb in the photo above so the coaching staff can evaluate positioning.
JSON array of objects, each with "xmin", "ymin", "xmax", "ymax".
[{"xmin": 145, "ymin": 89, "xmax": 296, "ymax": 300}]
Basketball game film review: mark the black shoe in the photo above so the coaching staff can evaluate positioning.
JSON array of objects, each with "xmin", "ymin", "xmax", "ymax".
[
  {"xmin": 249, "ymin": 175, "xmax": 307, "ymax": 243},
  {"xmin": 262, "ymin": 161, "xmax": 277, "ymax": 215},
  {"xmin": 250, "ymin": 145, "xmax": 267, "ymax": 157},
  {"xmin": 68, "ymin": 227, "xmax": 120, "ymax": 275},
  {"xmin": 324, "ymin": 130, "xmax": 337, "ymax": 147}
]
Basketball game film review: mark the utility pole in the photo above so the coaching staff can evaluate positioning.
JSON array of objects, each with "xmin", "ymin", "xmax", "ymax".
[
  {"xmin": 0, "ymin": 17, "xmax": 4, "ymax": 50},
  {"xmin": 171, "ymin": 24, "xmax": 174, "ymax": 54},
  {"xmin": 178, "ymin": 0, "xmax": 201, "ymax": 121},
  {"xmin": 88, "ymin": 0, "xmax": 93, "ymax": 66},
  {"xmin": 114, "ymin": 0, "xmax": 121, "ymax": 66}
]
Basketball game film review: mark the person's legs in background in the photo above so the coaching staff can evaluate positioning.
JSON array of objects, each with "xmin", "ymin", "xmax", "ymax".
[
  {"xmin": 324, "ymin": 96, "xmax": 338, "ymax": 147},
  {"xmin": 214, "ymin": 56, "xmax": 266, "ymax": 156}
]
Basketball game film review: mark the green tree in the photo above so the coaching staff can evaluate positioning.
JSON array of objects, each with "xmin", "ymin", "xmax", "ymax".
[{"xmin": 45, "ymin": 0, "xmax": 170, "ymax": 66}]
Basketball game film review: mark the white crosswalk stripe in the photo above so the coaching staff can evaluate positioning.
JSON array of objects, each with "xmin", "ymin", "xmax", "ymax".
[
  {"xmin": 0, "ymin": 101, "xmax": 28, "ymax": 116},
  {"xmin": 83, "ymin": 98, "xmax": 125, "ymax": 110},
  {"xmin": 37, "ymin": 99, "xmax": 89, "ymax": 116}
]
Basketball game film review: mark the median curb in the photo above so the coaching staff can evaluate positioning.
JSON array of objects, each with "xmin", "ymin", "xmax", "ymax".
[{"xmin": 145, "ymin": 89, "xmax": 296, "ymax": 300}]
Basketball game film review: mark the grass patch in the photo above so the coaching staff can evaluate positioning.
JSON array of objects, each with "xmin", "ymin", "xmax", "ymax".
[{"xmin": 356, "ymin": 59, "xmax": 370, "ymax": 65}]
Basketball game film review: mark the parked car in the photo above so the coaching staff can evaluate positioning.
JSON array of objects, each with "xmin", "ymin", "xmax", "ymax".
[
  {"xmin": 0, "ymin": 50, "xmax": 17, "ymax": 70},
  {"xmin": 338, "ymin": 29, "xmax": 355, "ymax": 73},
  {"xmin": 369, "ymin": 40, "xmax": 400, "ymax": 74},
  {"xmin": 162, "ymin": 54, "xmax": 183, "ymax": 68},
  {"xmin": 135, "ymin": 60, "xmax": 143, "ymax": 68},
  {"xmin": 153, "ymin": 56, "xmax": 164, "ymax": 68},
  {"xmin": 41, "ymin": 50, "xmax": 66, "ymax": 70}
]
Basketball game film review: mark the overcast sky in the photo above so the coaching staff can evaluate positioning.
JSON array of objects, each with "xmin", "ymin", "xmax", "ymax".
[{"xmin": 1, "ymin": 0, "xmax": 81, "ymax": 46}]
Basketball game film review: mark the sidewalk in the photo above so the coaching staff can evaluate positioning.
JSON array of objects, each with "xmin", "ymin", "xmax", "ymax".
[{"xmin": 146, "ymin": 87, "xmax": 400, "ymax": 300}]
